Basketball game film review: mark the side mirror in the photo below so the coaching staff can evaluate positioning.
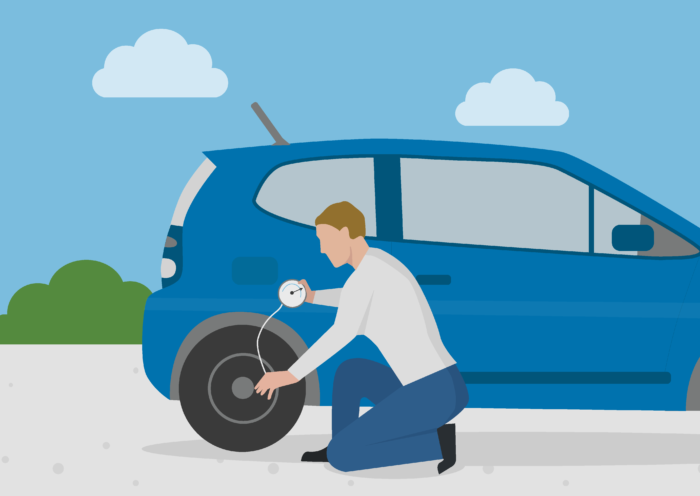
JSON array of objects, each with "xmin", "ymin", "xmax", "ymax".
[{"xmin": 612, "ymin": 225, "xmax": 654, "ymax": 252}]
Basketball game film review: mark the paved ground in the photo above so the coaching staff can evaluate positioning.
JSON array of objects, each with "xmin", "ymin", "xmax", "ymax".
[{"xmin": 2, "ymin": 345, "xmax": 700, "ymax": 495}]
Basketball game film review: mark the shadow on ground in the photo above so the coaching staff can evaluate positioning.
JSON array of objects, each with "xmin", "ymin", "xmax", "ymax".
[{"xmin": 143, "ymin": 432, "xmax": 700, "ymax": 480}]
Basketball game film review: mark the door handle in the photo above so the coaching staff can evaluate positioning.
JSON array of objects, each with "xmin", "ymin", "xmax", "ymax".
[{"xmin": 416, "ymin": 275, "xmax": 451, "ymax": 286}]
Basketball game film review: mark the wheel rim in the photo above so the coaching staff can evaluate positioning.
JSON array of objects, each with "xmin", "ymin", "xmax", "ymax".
[{"xmin": 207, "ymin": 353, "xmax": 279, "ymax": 424}]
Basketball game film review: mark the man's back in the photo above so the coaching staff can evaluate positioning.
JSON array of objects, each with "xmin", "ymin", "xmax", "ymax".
[{"xmin": 347, "ymin": 248, "xmax": 457, "ymax": 385}]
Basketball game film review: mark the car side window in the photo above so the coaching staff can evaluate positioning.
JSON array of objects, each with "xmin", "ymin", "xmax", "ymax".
[
  {"xmin": 594, "ymin": 189, "xmax": 698, "ymax": 257},
  {"xmin": 256, "ymin": 157, "xmax": 377, "ymax": 236},
  {"xmin": 400, "ymin": 158, "xmax": 589, "ymax": 252}
]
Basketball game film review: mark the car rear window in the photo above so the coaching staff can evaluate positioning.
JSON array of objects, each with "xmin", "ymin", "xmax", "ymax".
[{"xmin": 256, "ymin": 157, "xmax": 377, "ymax": 236}]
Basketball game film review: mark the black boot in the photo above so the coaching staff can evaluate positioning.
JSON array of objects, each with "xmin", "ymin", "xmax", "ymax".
[
  {"xmin": 437, "ymin": 423, "xmax": 456, "ymax": 474},
  {"xmin": 301, "ymin": 446, "xmax": 328, "ymax": 462}
]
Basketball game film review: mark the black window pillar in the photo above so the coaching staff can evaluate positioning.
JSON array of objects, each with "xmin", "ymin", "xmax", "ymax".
[{"xmin": 374, "ymin": 156, "xmax": 403, "ymax": 242}]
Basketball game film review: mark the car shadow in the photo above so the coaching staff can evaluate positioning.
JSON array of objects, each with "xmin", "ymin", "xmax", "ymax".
[{"xmin": 143, "ymin": 432, "xmax": 700, "ymax": 480}]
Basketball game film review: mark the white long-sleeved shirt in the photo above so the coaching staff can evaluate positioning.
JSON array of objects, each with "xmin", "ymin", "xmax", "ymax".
[{"xmin": 288, "ymin": 247, "xmax": 456, "ymax": 386}]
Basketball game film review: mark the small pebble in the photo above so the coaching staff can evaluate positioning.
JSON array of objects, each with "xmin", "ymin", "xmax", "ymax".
[
  {"xmin": 103, "ymin": 442, "xmax": 110, "ymax": 450},
  {"xmin": 268, "ymin": 463, "xmax": 279, "ymax": 474},
  {"xmin": 483, "ymin": 466, "xmax": 494, "ymax": 474},
  {"xmin": 2, "ymin": 456, "xmax": 8, "ymax": 463},
  {"xmin": 348, "ymin": 480, "xmax": 354, "ymax": 486},
  {"xmin": 133, "ymin": 480, "xmax": 139, "ymax": 486},
  {"xmin": 217, "ymin": 459, "xmax": 224, "ymax": 463},
  {"xmin": 9, "ymin": 383, "xmax": 12, "ymax": 388},
  {"xmin": 133, "ymin": 368, "xmax": 139, "ymax": 374},
  {"xmin": 53, "ymin": 463, "xmax": 64, "ymax": 475},
  {"xmin": 563, "ymin": 480, "xmax": 569, "ymax": 486}
]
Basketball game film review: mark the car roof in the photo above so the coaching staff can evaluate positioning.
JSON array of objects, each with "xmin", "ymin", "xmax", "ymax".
[{"xmin": 203, "ymin": 139, "xmax": 700, "ymax": 246}]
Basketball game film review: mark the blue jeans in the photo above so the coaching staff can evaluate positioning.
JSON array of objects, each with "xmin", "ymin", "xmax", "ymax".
[{"xmin": 326, "ymin": 358, "xmax": 469, "ymax": 472}]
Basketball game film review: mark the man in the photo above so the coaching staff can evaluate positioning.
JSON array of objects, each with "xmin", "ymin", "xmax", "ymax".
[{"xmin": 254, "ymin": 201, "xmax": 469, "ymax": 473}]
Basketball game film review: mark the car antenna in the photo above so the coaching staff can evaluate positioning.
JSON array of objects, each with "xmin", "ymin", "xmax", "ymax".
[{"xmin": 251, "ymin": 102, "xmax": 289, "ymax": 146}]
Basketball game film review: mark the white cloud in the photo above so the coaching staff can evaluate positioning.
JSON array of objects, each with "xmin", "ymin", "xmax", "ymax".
[
  {"xmin": 455, "ymin": 68, "xmax": 568, "ymax": 126},
  {"xmin": 93, "ymin": 29, "xmax": 228, "ymax": 98}
]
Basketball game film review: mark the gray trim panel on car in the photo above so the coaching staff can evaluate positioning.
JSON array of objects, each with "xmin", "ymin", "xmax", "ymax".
[{"xmin": 170, "ymin": 312, "xmax": 320, "ymax": 406}]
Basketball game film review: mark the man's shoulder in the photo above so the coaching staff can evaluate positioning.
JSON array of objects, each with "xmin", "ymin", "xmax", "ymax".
[
  {"xmin": 365, "ymin": 248, "xmax": 414, "ymax": 280},
  {"xmin": 366, "ymin": 247, "xmax": 394, "ymax": 263},
  {"xmin": 367, "ymin": 248, "xmax": 403, "ymax": 267}
]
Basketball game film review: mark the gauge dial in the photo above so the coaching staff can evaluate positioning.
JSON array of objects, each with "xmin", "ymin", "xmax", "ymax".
[{"xmin": 278, "ymin": 279, "xmax": 306, "ymax": 308}]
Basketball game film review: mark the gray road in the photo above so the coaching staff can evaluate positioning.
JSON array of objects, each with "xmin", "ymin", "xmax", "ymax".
[{"xmin": 1, "ymin": 345, "xmax": 700, "ymax": 495}]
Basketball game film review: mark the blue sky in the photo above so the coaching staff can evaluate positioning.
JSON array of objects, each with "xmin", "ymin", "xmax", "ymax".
[{"xmin": 1, "ymin": 1, "xmax": 699, "ymax": 313}]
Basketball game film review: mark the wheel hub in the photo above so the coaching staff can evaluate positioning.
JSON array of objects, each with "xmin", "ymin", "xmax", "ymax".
[
  {"xmin": 231, "ymin": 376, "xmax": 254, "ymax": 400},
  {"xmin": 207, "ymin": 353, "xmax": 278, "ymax": 424}
]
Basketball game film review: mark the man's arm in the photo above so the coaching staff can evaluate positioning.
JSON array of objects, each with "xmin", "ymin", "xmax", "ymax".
[
  {"xmin": 288, "ymin": 281, "xmax": 373, "ymax": 380},
  {"xmin": 298, "ymin": 279, "xmax": 342, "ymax": 307},
  {"xmin": 312, "ymin": 289, "xmax": 342, "ymax": 307}
]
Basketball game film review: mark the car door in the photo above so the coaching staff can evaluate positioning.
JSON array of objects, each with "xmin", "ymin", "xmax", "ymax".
[{"xmin": 390, "ymin": 156, "xmax": 697, "ymax": 387}]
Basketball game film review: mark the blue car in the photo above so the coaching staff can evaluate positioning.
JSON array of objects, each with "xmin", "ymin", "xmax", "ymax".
[{"xmin": 142, "ymin": 108, "xmax": 700, "ymax": 452}]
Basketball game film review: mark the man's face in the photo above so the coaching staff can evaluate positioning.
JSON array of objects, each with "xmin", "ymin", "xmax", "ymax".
[{"xmin": 316, "ymin": 224, "xmax": 351, "ymax": 268}]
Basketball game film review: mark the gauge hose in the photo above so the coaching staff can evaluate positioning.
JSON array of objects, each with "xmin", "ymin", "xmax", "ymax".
[{"xmin": 257, "ymin": 304, "xmax": 284, "ymax": 374}]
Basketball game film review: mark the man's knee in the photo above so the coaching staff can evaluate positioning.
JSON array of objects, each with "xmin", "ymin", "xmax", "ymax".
[
  {"xmin": 326, "ymin": 435, "xmax": 356, "ymax": 473},
  {"xmin": 333, "ymin": 358, "xmax": 371, "ymax": 385}
]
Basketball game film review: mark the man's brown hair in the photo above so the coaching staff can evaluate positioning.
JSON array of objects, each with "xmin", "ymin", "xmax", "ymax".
[{"xmin": 315, "ymin": 201, "xmax": 366, "ymax": 239}]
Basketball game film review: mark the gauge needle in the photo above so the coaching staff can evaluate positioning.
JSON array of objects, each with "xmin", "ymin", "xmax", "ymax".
[{"xmin": 290, "ymin": 287, "xmax": 305, "ymax": 295}]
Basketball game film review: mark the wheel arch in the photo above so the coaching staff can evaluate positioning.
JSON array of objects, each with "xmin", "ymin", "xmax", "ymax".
[
  {"xmin": 169, "ymin": 312, "xmax": 320, "ymax": 405},
  {"xmin": 687, "ymin": 356, "xmax": 700, "ymax": 410}
]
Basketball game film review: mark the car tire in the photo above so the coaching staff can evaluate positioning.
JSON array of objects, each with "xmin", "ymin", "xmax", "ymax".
[
  {"xmin": 179, "ymin": 324, "xmax": 306, "ymax": 452},
  {"xmin": 686, "ymin": 357, "xmax": 700, "ymax": 411}
]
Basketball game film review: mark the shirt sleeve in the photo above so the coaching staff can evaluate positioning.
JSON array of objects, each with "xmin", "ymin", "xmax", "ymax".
[
  {"xmin": 312, "ymin": 288, "xmax": 342, "ymax": 307},
  {"xmin": 288, "ymin": 280, "xmax": 373, "ymax": 380}
]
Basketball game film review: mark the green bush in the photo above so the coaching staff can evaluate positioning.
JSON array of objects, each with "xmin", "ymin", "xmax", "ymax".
[{"xmin": 0, "ymin": 260, "xmax": 151, "ymax": 344}]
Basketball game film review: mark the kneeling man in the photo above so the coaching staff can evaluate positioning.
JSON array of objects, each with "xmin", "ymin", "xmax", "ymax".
[{"xmin": 255, "ymin": 201, "xmax": 469, "ymax": 473}]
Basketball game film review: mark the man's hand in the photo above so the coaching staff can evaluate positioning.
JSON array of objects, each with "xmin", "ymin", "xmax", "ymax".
[
  {"xmin": 299, "ymin": 279, "xmax": 315, "ymax": 303},
  {"xmin": 254, "ymin": 371, "xmax": 299, "ymax": 400}
]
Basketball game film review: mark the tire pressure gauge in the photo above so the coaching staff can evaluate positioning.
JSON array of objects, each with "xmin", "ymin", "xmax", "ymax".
[{"xmin": 278, "ymin": 279, "xmax": 306, "ymax": 308}]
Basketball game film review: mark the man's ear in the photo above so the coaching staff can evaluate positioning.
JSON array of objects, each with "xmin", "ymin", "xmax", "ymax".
[{"xmin": 339, "ymin": 226, "xmax": 350, "ymax": 239}]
